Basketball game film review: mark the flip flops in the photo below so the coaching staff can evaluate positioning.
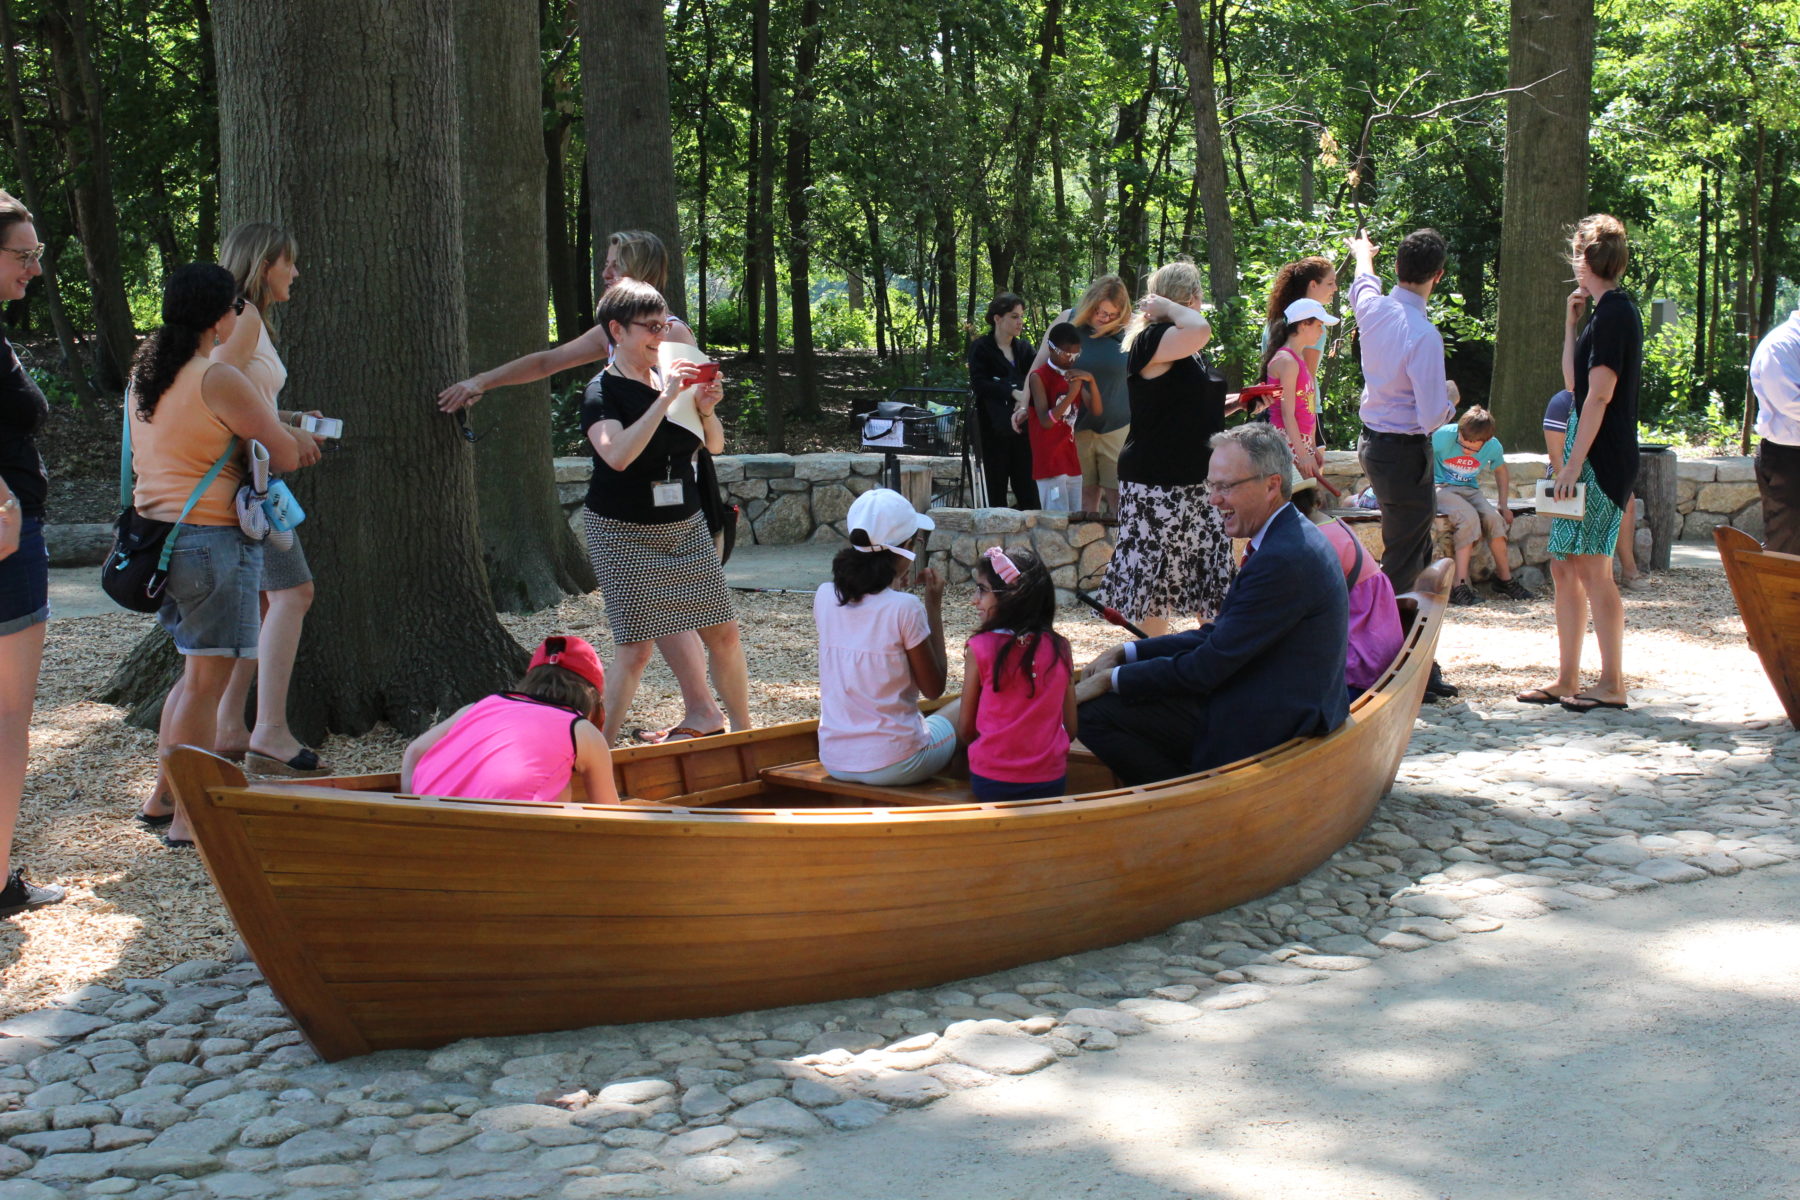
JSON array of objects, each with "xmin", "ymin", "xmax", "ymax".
[
  {"xmin": 1515, "ymin": 688, "xmax": 1566, "ymax": 705},
  {"xmin": 1560, "ymin": 694, "xmax": 1629, "ymax": 713},
  {"xmin": 630, "ymin": 726, "xmax": 727, "ymax": 746}
]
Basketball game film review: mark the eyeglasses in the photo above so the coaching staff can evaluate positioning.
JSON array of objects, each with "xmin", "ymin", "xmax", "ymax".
[
  {"xmin": 1, "ymin": 244, "xmax": 45, "ymax": 266},
  {"xmin": 632, "ymin": 319, "xmax": 671, "ymax": 335},
  {"xmin": 231, "ymin": 296, "xmax": 247, "ymax": 315},
  {"xmin": 1204, "ymin": 473, "xmax": 1271, "ymax": 498}
]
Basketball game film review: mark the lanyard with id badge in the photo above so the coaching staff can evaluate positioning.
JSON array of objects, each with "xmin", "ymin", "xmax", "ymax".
[{"xmin": 653, "ymin": 456, "xmax": 686, "ymax": 508}]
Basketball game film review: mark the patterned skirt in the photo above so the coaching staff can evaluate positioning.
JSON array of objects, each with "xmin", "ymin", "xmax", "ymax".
[
  {"xmin": 1546, "ymin": 409, "xmax": 1623, "ymax": 559},
  {"xmin": 583, "ymin": 509, "xmax": 736, "ymax": 644},
  {"xmin": 1104, "ymin": 481, "xmax": 1235, "ymax": 623}
]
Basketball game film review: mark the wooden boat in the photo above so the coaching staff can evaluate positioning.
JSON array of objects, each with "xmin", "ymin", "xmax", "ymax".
[
  {"xmin": 1714, "ymin": 526, "xmax": 1800, "ymax": 726},
  {"xmin": 168, "ymin": 561, "xmax": 1452, "ymax": 1061}
]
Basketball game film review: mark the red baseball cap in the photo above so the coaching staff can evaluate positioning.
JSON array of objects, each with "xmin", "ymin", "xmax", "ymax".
[{"xmin": 529, "ymin": 635, "xmax": 606, "ymax": 693}]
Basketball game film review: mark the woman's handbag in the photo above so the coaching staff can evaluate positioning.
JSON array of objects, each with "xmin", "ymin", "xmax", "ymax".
[
  {"xmin": 103, "ymin": 399, "xmax": 239, "ymax": 614},
  {"xmin": 695, "ymin": 449, "xmax": 738, "ymax": 565}
]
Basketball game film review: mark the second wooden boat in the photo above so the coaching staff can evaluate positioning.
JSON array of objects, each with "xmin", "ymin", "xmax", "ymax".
[
  {"xmin": 169, "ymin": 561, "xmax": 1451, "ymax": 1061},
  {"xmin": 1715, "ymin": 525, "xmax": 1800, "ymax": 726}
]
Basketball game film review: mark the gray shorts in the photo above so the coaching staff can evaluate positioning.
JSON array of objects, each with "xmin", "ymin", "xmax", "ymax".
[
  {"xmin": 260, "ymin": 528, "xmax": 313, "ymax": 592},
  {"xmin": 156, "ymin": 524, "xmax": 263, "ymax": 657}
]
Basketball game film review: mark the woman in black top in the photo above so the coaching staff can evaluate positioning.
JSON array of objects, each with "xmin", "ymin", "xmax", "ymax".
[
  {"xmin": 1519, "ymin": 214, "xmax": 1642, "ymax": 713},
  {"xmin": 967, "ymin": 293, "xmax": 1036, "ymax": 508},
  {"xmin": 0, "ymin": 189, "xmax": 65, "ymax": 915},
  {"xmin": 580, "ymin": 280, "xmax": 748, "ymax": 746},
  {"xmin": 1104, "ymin": 260, "xmax": 1233, "ymax": 638}
]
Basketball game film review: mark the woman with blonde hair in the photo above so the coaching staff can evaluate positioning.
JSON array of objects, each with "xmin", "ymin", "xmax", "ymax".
[
  {"xmin": 1025, "ymin": 275, "xmax": 1132, "ymax": 519},
  {"xmin": 438, "ymin": 232, "xmax": 748, "ymax": 745},
  {"xmin": 1102, "ymin": 260, "xmax": 1232, "ymax": 636},
  {"xmin": 1517, "ymin": 214, "xmax": 1643, "ymax": 714}
]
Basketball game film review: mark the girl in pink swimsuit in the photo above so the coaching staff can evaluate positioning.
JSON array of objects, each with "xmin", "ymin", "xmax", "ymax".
[{"xmin": 403, "ymin": 635, "xmax": 620, "ymax": 805}]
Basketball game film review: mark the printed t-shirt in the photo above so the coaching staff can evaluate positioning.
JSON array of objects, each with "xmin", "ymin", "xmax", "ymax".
[
  {"xmin": 1431, "ymin": 424, "xmax": 1505, "ymax": 487},
  {"xmin": 814, "ymin": 583, "xmax": 932, "ymax": 773}
]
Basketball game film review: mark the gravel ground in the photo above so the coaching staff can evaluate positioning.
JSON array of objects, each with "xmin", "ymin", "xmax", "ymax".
[{"xmin": 0, "ymin": 560, "xmax": 1790, "ymax": 1196}]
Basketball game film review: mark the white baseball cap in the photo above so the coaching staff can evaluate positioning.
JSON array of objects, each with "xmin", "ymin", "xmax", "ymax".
[
  {"xmin": 846, "ymin": 488, "xmax": 934, "ymax": 561},
  {"xmin": 1284, "ymin": 297, "xmax": 1341, "ymax": 327}
]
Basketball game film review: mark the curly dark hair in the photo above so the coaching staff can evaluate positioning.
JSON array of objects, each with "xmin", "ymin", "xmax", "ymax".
[
  {"xmin": 1264, "ymin": 256, "xmax": 1335, "ymax": 324},
  {"xmin": 129, "ymin": 263, "xmax": 238, "ymax": 419}
]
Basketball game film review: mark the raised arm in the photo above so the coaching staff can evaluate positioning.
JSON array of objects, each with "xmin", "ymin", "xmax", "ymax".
[
  {"xmin": 904, "ymin": 570, "xmax": 948, "ymax": 700},
  {"xmin": 438, "ymin": 323, "xmax": 615, "ymax": 412}
]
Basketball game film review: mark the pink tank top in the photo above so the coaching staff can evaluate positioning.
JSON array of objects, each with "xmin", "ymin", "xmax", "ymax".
[
  {"xmin": 966, "ymin": 631, "xmax": 1071, "ymax": 783},
  {"xmin": 412, "ymin": 693, "xmax": 584, "ymax": 804},
  {"xmin": 1266, "ymin": 347, "xmax": 1318, "ymax": 440}
]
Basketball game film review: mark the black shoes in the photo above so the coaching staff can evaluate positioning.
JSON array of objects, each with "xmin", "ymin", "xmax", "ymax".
[
  {"xmin": 1425, "ymin": 661, "xmax": 1459, "ymax": 699},
  {"xmin": 1492, "ymin": 577, "xmax": 1534, "ymax": 600},
  {"xmin": 1450, "ymin": 582, "xmax": 1480, "ymax": 606},
  {"xmin": 0, "ymin": 868, "xmax": 66, "ymax": 919}
]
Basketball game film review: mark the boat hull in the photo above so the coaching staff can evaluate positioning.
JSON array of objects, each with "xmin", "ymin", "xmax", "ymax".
[
  {"xmin": 171, "ymin": 565, "xmax": 1450, "ymax": 1060},
  {"xmin": 1715, "ymin": 526, "xmax": 1800, "ymax": 726}
]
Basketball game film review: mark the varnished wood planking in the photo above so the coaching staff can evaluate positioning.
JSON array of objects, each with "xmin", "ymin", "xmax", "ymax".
[{"xmin": 1715, "ymin": 526, "xmax": 1800, "ymax": 725}]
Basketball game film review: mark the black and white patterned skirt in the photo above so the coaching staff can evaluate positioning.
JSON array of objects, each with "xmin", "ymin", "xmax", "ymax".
[
  {"xmin": 583, "ymin": 509, "xmax": 736, "ymax": 644},
  {"xmin": 1104, "ymin": 481, "xmax": 1235, "ymax": 623}
]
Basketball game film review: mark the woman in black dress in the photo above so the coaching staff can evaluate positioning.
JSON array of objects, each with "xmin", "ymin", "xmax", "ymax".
[{"xmin": 967, "ymin": 293, "xmax": 1036, "ymax": 508}]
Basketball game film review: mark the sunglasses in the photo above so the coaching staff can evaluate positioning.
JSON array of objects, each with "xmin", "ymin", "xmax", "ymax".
[{"xmin": 231, "ymin": 296, "xmax": 247, "ymax": 315}]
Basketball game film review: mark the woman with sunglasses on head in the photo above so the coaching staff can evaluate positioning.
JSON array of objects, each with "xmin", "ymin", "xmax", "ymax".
[
  {"xmin": 131, "ymin": 264, "xmax": 321, "ymax": 847},
  {"xmin": 0, "ymin": 190, "xmax": 64, "ymax": 914},
  {"xmin": 579, "ymin": 280, "xmax": 747, "ymax": 747},
  {"xmin": 437, "ymin": 231, "xmax": 743, "ymax": 745}
]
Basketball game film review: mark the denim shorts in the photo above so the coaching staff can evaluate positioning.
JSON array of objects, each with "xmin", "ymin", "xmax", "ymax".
[
  {"xmin": 0, "ymin": 516, "xmax": 49, "ymax": 636},
  {"xmin": 156, "ymin": 524, "xmax": 264, "ymax": 657},
  {"xmin": 828, "ymin": 713, "xmax": 959, "ymax": 787}
]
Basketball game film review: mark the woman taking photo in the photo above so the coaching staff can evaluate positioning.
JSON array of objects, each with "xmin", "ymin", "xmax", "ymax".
[
  {"xmin": 1026, "ymin": 275, "xmax": 1132, "ymax": 520},
  {"xmin": 206, "ymin": 222, "xmax": 328, "ymax": 776},
  {"xmin": 437, "ymin": 230, "xmax": 742, "ymax": 744},
  {"xmin": 967, "ymin": 293, "xmax": 1035, "ymax": 509},
  {"xmin": 133, "ymin": 264, "xmax": 319, "ymax": 846},
  {"xmin": 0, "ymin": 190, "xmax": 63, "ymax": 913},
  {"xmin": 1105, "ymin": 261, "xmax": 1233, "ymax": 638},
  {"xmin": 580, "ymin": 280, "xmax": 748, "ymax": 747},
  {"xmin": 1517, "ymin": 215, "xmax": 1642, "ymax": 714}
]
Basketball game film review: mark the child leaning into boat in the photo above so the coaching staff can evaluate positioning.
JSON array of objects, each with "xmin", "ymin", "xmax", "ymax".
[
  {"xmin": 402, "ymin": 635, "xmax": 620, "ymax": 805},
  {"xmin": 814, "ymin": 488, "xmax": 960, "ymax": 786},
  {"xmin": 956, "ymin": 547, "xmax": 1076, "ymax": 801}
]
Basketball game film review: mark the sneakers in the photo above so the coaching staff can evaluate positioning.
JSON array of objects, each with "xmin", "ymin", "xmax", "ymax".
[
  {"xmin": 1425, "ymin": 661, "xmax": 1460, "ymax": 698},
  {"xmin": 1449, "ymin": 582, "xmax": 1480, "ymax": 606},
  {"xmin": 1492, "ymin": 577, "xmax": 1534, "ymax": 600},
  {"xmin": 0, "ymin": 869, "xmax": 66, "ymax": 919}
]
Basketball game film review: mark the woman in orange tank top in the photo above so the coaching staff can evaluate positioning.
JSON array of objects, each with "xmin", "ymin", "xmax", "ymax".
[{"xmin": 130, "ymin": 264, "xmax": 320, "ymax": 847}]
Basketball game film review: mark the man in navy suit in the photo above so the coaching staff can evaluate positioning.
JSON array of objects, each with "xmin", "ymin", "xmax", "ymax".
[{"xmin": 1076, "ymin": 423, "xmax": 1350, "ymax": 785}]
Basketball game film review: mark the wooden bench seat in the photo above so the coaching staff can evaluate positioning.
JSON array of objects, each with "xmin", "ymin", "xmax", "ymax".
[{"xmin": 758, "ymin": 760, "xmax": 982, "ymax": 807}]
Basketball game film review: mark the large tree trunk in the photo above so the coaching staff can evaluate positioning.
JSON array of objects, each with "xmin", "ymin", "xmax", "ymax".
[
  {"xmin": 1488, "ymin": 0, "xmax": 1595, "ymax": 449},
  {"xmin": 990, "ymin": 0, "xmax": 1062, "ymax": 295},
  {"xmin": 543, "ymin": 6, "xmax": 583, "ymax": 341},
  {"xmin": 42, "ymin": 0, "xmax": 136, "ymax": 391},
  {"xmin": 1171, "ymin": 0, "xmax": 1239, "ymax": 305},
  {"xmin": 210, "ymin": 0, "xmax": 520, "ymax": 737},
  {"xmin": 192, "ymin": 0, "xmax": 219, "ymax": 257},
  {"xmin": 782, "ymin": 0, "xmax": 821, "ymax": 419},
  {"xmin": 580, "ymin": 0, "xmax": 685, "ymax": 316},
  {"xmin": 751, "ymin": 0, "xmax": 782, "ymax": 449},
  {"xmin": 454, "ymin": 0, "xmax": 592, "ymax": 612}
]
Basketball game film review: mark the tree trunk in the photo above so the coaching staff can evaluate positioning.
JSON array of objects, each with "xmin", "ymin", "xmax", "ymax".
[
  {"xmin": 574, "ymin": 163, "xmax": 593, "ymax": 324},
  {"xmin": 693, "ymin": 0, "xmax": 714, "ymax": 347},
  {"xmin": 454, "ymin": 0, "xmax": 592, "ymax": 612},
  {"xmin": 752, "ymin": 0, "xmax": 782, "ymax": 448},
  {"xmin": 742, "ymin": 71, "xmax": 762, "ymax": 358},
  {"xmin": 1052, "ymin": 125, "xmax": 1071, "ymax": 307},
  {"xmin": 543, "ymin": 7, "xmax": 583, "ymax": 340},
  {"xmin": 205, "ymin": 0, "xmax": 521, "ymax": 737},
  {"xmin": 783, "ymin": 0, "xmax": 821, "ymax": 418},
  {"xmin": 579, "ymin": 0, "xmax": 685, "ymax": 315},
  {"xmin": 991, "ymin": 0, "xmax": 1062, "ymax": 296},
  {"xmin": 1487, "ymin": 0, "xmax": 1595, "ymax": 450},
  {"xmin": 43, "ymin": 0, "xmax": 136, "ymax": 391},
  {"xmin": 1113, "ymin": 63, "xmax": 1152, "ymax": 289},
  {"xmin": 1741, "ymin": 123, "xmax": 1765, "ymax": 454},
  {"xmin": 1171, "ymin": 0, "xmax": 1239, "ymax": 305},
  {"xmin": 193, "ymin": 0, "xmax": 219, "ymax": 257},
  {"xmin": 1692, "ymin": 168, "xmax": 1709, "ymax": 407}
]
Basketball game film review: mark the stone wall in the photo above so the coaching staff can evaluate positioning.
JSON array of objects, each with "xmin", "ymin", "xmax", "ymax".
[
  {"xmin": 923, "ymin": 508, "xmax": 1115, "ymax": 609},
  {"xmin": 1674, "ymin": 457, "xmax": 1763, "ymax": 542}
]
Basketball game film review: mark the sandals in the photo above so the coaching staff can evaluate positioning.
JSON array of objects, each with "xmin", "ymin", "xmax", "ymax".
[
  {"xmin": 1515, "ymin": 688, "xmax": 1567, "ymax": 705},
  {"xmin": 1560, "ymin": 694, "xmax": 1630, "ymax": 713},
  {"xmin": 630, "ymin": 726, "xmax": 727, "ymax": 746},
  {"xmin": 245, "ymin": 746, "xmax": 331, "ymax": 777}
]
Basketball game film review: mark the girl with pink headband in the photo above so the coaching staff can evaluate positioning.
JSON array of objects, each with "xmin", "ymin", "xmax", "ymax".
[{"xmin": 956, "ymin": 546, "xmax": 1075, "ymax": 800}]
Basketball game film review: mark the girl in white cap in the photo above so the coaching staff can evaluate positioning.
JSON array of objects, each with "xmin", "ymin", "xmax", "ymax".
[
  {"xmin": 1261, "ymin": 297, "xmax": 1340, "ymax": 481},
  {"xmin": 813, "ymin": 488, "xmax": 961, "ymax": 786}
]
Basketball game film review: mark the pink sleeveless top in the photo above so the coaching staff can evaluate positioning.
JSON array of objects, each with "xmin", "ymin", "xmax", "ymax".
[
  {"xmin": 1266, "ymin": 347, "xmax": 1318, "ymax": 440},
  {"xmin": 412, "ymin": 693, "xmax": 584, "ymax": 804},
  {"xmin": 966, "ymin": 631, "xmax": 1071, "ymax": 783}
]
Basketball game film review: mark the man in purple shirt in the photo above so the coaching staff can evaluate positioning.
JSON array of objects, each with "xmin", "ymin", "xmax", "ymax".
[{"xmin": 1351, "ymin": 229, "xmax": 1457, "ymax": 695}]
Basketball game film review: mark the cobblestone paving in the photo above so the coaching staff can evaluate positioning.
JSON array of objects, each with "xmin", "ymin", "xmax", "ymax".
[{"xmin": 0, "ymin": 688, "xmax": 1792, "ymax": 1199}]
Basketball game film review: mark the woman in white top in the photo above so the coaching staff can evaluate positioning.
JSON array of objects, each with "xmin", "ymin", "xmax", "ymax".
[
  {"xmin": 437, "ymin": 231, "xmax": 746, "ymax": 745},
  {"xmin": 813, "ymin": 489, "xmax": 960, "ymax": 786}
]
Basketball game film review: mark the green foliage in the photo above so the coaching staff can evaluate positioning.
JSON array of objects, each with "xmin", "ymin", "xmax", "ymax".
[{"xmin": 810, "ymin": 294, "xmax": 875, "ymax": 351}]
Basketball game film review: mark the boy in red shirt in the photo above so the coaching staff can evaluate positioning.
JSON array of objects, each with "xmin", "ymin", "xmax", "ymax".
[{"xmin": 1025, "ymin": 322, "xmax": 1099, "ymax": 511}]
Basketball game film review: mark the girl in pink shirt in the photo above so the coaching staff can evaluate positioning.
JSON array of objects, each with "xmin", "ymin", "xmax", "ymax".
[
  {"xmin": 956, "ymin": 547, "xmax": 1076, "ymax": 801},
  {"xmin": 402, "ymin": 635, "xmax": 620, "ymax": 805}
]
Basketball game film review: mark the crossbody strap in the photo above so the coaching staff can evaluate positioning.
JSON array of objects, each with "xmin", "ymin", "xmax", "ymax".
[
  {"xmin": 119, "ymin": 395, "xmax": 133, "ymax": 511},
  {"xmin": 1342, "ymin": 520, "xmax": 1366, "ymax": 591},
  {"xmin": 157, "ymin": 438, "xmax": 241, "ymax": 571}
]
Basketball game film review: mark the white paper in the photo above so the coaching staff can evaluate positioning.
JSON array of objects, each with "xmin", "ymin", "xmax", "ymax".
[
  {"xmin": 656, "ymin": 342, "xmax": 710, "ymax": 441},
  {"xmin": 1534, "ymin": 478, "xmax": 1587, "ymax": 519},
  {"xmin": 248, "ymin": 439, "xmax": 271, "ymax": 494}
]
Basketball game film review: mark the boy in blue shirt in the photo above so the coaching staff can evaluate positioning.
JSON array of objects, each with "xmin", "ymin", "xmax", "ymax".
[{"xmin": 1433, "ymin": 406, "xmax": 1532, "ymax": 604}]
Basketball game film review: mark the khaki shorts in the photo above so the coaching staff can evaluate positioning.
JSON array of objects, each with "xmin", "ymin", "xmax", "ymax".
[
  {"xmin": 1076, "ymin": 426, "xmax": 1129, "ymax": 490},
  {"xmin": 1435, "ymin": 484, "xmax": 1504, "ymax": 548}
]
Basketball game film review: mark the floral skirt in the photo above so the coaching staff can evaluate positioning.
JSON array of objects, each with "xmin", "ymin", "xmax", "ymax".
[
  {"xmin": 1103, "ymin": 481, "xmax": 1235, "ymax": 623},
  {"xmin": 1546, "ymin": 409, "xmax": 1623, "ymax": 559}
]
